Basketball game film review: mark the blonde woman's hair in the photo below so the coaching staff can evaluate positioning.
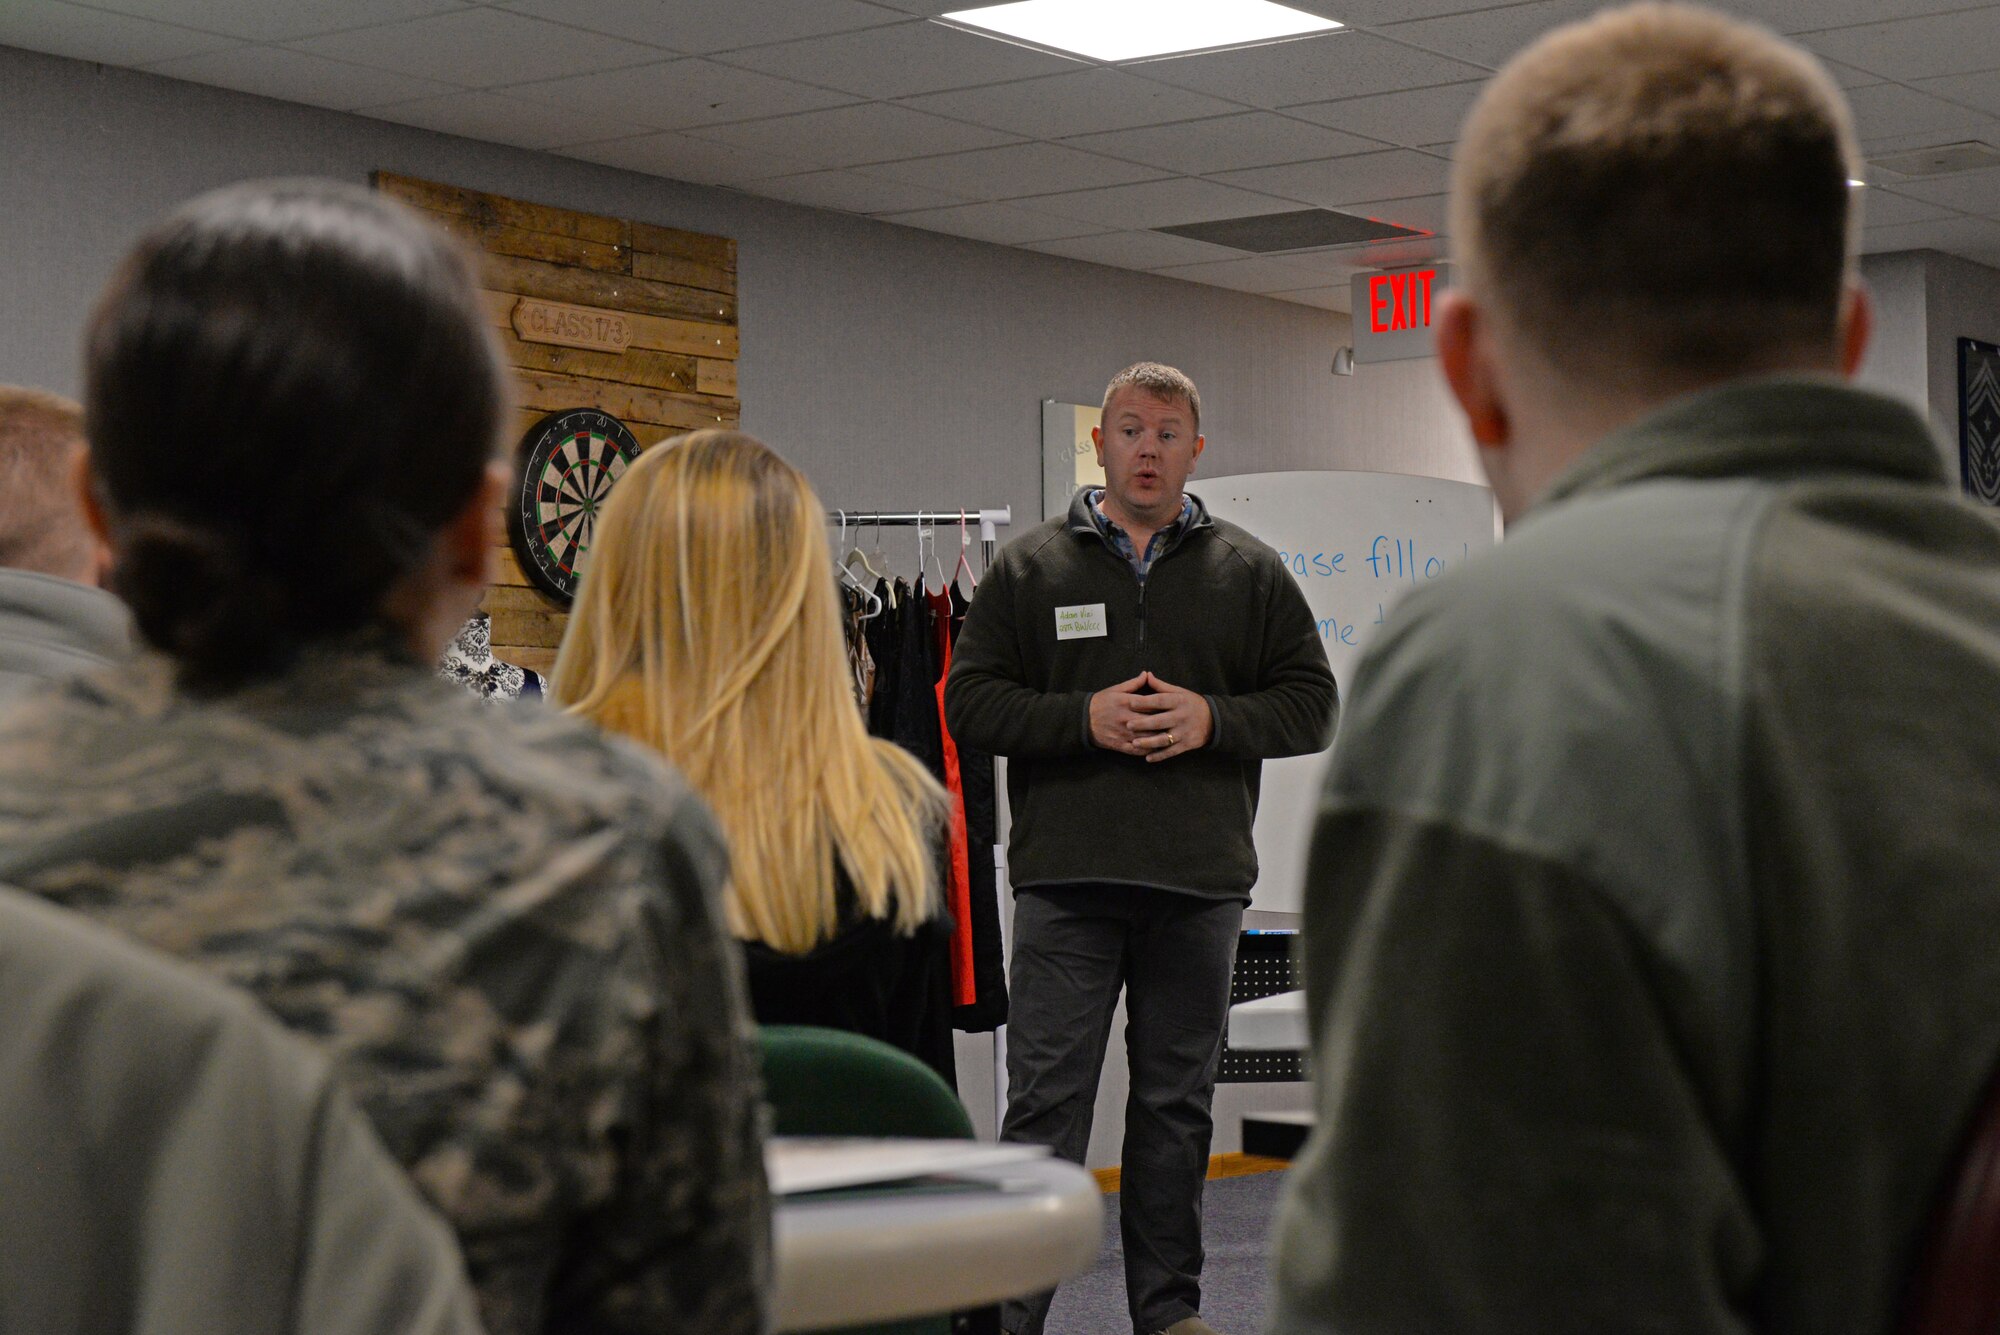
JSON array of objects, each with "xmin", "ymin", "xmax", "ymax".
[{"xmin": 552, "ymin": 429, "xmax": 943, "ymax": 953}]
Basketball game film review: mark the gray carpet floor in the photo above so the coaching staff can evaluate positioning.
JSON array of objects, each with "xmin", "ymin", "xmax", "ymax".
[{"xmin": 1045, "ymin": 1170, "xmax": 1286, "ymax": 1335}]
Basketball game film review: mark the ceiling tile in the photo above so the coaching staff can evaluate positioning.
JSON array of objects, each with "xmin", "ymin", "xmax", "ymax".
[
  {"xmin": 1857, "ymin": 186, "xmax": 1962, "ymax": 227},
  {"xmin": 1152, "ymin": 255, "xmax": 1334, "ymax": 295},
  {"xmin": 686, "ymin": 102, "xmax": 1021, "ymax": 170},
  {"xmin": 1061, "ymin": 112, "xmax": 1387, "ymax": 176},
  {"xmin": 1265, "ymin": 284, "xmax": 1352, "ymax": 313},
  {"xmin": 1284, "ymin": 80, "xmax": 1483, "ymax": 148},
  {"xmin": 562, "ymin": 129, "xmax": 817, "ymax": 184},
  {"xmin": 751, "ymin": 169, "xmax": 975, "ymax": 215},
  {"xmin": 1028, "ymin": 177, "xmax": 1303, "ymax": 229},
  {"xmin": 1025, "ymin": 229, "xmax": 1245, "ymax": 269},
  {"xmin": 1132, "ymin": 30, "xmax": 1487, "ymax": 110},
  {"xmin": 863, "ymin": 142, "xmax": 1164, "ymax": 199},
  {"xmin": 1819, "ymin": 59, "xmax": 1887, "ymax": 90},
  {"xmin": 1301, "ymin": 0, "xmax": 1520, "ymax": 23},
  {"xmin": 1800, "ymin": 10, "xmax": 2000, "ymax": 83},
  {"xmin": 1213, "ymin": 149, "xmax": 1452, "ymax": 210},
  {"xmin": 899, "ymin": 69, "xmax": 1243, "ymax": 140},
  {"xmin": 718, "ymin": 19, "xmax": 1078, "ymax": 100},
  {"xmin": 85, "ymin": 0, "xmax": 466, "ymax": 43},
  {"xmin": 493, "ymin": 0, "xmax": 897, "ymax": 54},
  {"xmin": 1881, "ymin": 163, "xmax": 2000, "ymax": 214},
  {"xmin": 502, "ymin": 58, "xmax": 858, "ymax": 130},
  {"xmin": 366, "ymin": 89, "xmax": 635, "ymax": 150},
  {"xmin": 290, "ymin": 8, "xmax": 667, "ymax": 87},
  {"xmin": 877, "ymin": 202, "xmax": 1107, "ymax": 246},
  {"xmin": 144, "ymin": 44, "xmax": 461, "ymax": 109},
  {"xmin": 1844, "ymin": 82, "xmax": 2000, "ymax": 144},
  {"xmin": 1278, "ymin": 235, "xmax": 1451, "ymax": 277},
  {"xmin": 1731, "ymin": 0, "xmax": 2000, "ymax": 36},
  {"xmin": 1380, "ymin": 0, "xmax": 1603, "ymax": 68},
  {"xmin": 1912, "ymin": 69, "xmax": 2000, "ymax": 120},
  {"xmin": 1339, "ymin": 192, "xmax": 1451, "ymax": 233},
  {"xmin": 1862, "ymin": 213, "xmax": 2000, "ymax": 264},
  {"xmin": 0, "ymin": 2, "xmax": 240, "ymax": 65}
]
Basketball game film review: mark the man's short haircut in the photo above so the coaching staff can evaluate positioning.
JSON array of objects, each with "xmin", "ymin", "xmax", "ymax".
[
  {"xmin": 0, "ymin": 387, "xmax": 92, "ymax": 578},
  {"xmin": 1102, "ymin": 362, "xmax": 1201, "ymax": 433},
  {"xmin": 1451, "ymin": 3, "xmax": 1860, "ymax": 381}
]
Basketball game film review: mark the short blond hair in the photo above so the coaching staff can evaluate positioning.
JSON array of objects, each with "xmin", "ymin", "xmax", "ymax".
[
  {"xmin": 0, "ymin": 386, "xmax": 91, "ymax": 578},
  {"xmin": 1452, "ymin": 3, "xmax": 1860, "ymax": 379},
  {"xmin": 1103, "ymin": 362, "xmax": 1201, "ymax": 433}
]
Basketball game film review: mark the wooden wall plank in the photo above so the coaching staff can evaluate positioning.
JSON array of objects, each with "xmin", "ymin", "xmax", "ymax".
[
  {"xmin": 513, "ymin": 368, "xmax": 738, "ymax": 432},
  {"xmin": 500, "ymin": 338, "xmax": 698, "ymax": 395},
  {"xmin": 631, "ymin": 219, "xmax": 737, "ymax": 272},
  {"xmin": 479, "ymin": 290, "xmax": 738, "ymax": 359},
  {"xmin": 695, "ymin": 357, "xmax": 738, "ymax": 397},
  {"xmin": 424, "ymin": 208, "xmax": 628, "ymax": 274},
  {"xmin": 482, "ymin": 252, "xmax": 736, "ymax": 324},
  {"xmin": 376, "ymin": 171, "xmax": 626, "ymax": 248},
  {"xmin": 491, "ymin": 645, "xmax": 559, "ymax": 675},
  {"xmin": 631, "ymin": 248, "xmax": 733, "ymax": 297},
  {"xmin": 480, "ymin": 584, "xmax": 563, "ymax": 615},
  {"xmin": 491, "ymin": 607, "xmax": 567, "ymax": 648},
  {"xmin": 502, "ymin": 409, "xmax": 716, "ymax": 454}
]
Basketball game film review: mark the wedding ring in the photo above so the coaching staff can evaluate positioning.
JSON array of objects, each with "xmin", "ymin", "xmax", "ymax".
[{"xmin": 1167, "ymin": 732, "xmax": 1177, "ymax": 747}]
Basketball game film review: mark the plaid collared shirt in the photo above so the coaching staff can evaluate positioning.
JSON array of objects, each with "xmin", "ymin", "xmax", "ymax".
[{"xmin": 1088, "ymin": 488, "xmax": 1195, "ymax": 586}]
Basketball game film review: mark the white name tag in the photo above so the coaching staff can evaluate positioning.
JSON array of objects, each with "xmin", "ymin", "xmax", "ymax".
[{"xmin": 1054, "ymin": 603, "xmax": 1107, "ymax": 641}]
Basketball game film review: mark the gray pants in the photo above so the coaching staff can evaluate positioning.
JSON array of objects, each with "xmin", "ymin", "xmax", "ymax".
[{"xmin": 1000, "ymin": 884, "xmax": 1244, "ymax": 1335}]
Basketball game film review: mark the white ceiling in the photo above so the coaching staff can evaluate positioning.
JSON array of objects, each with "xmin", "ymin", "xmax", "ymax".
[{"xmin": 9, "ymin": 0, "xmax": 2000, "ymax": 313}]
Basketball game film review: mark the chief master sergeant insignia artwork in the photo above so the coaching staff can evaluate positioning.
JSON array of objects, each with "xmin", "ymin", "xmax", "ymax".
[{"xmin": 945, "ymin": 361, "xmax": 1337, "ymax": 1335}]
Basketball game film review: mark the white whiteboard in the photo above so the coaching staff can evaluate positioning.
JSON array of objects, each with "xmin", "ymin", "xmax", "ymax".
[{"xmin": 1200, "ymin": 469, "xmax": 1498, "ymax": 914}]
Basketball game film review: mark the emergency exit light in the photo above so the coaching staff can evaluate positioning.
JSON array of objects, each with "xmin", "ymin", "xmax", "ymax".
[{"xmin": 1350, "ymin": 262, "xmax": 1454, "ymax": 365}]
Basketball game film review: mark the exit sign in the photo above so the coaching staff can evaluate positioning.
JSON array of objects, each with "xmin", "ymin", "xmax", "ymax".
[{"xmin": 1351, "ymin": 262, "xmax": 1453, "ymax": 364}]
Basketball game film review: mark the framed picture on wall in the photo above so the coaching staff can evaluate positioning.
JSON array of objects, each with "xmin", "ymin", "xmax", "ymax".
[{"xmin": 1959, "ymin": 337, "xmax": 2000, "ymax": 505}]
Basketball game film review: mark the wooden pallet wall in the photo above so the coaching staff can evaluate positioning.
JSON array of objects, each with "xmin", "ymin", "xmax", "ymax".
[{"xmin": 374, "ymin": 171, "xmax": 740, "ymax": 676}]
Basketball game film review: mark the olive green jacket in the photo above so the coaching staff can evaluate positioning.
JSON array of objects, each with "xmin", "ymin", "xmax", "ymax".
[
  {"xmin": 1272, "ymin": 379, "xmax": 2000, "ymax": 1334},
  {"xmin": 0, "ymin": 885, "xmax": 483, "ymax": 1335}
]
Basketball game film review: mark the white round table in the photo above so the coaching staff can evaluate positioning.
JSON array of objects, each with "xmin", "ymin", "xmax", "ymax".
[{"xmin": 772, "ymin": 1154, "xmax": 1102, "ymax": 1331}]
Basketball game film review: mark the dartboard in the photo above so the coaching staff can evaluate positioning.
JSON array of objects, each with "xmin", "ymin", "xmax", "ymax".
[{"xmin": 507, "ymin": 408, "xmax": 643, "ymax": 604}]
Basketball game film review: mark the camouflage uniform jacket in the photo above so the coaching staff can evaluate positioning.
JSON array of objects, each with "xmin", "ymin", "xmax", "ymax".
[{"xmin": 0, "ymin": 638, "xmax": 771, "ymax": 1335}]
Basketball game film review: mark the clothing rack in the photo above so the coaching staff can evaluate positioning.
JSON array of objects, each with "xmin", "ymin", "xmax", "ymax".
[{"xmin": 828, "ymin": 507, "xmax": 1013, "ymax": 567}]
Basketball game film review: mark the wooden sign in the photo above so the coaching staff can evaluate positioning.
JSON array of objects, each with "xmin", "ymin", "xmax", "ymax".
[
  {"xmin": 512, "ymin": 297, "xmax": 631, "ymax": 353},
  {"xmin": 373, "ymin": 171, "xmax": 739, "ymax": 675}
]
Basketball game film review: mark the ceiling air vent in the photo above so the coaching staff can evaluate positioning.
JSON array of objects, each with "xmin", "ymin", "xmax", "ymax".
[
  {"xmin": 1155, "ymin": 207, "xmax": 1426, "ymax": 253},
  {"xmin": 1869, "ymin": 141, "xmax": 2000, "ymax": 179}
]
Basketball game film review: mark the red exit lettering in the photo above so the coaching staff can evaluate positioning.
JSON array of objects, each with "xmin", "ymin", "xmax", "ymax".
[{"xmin": 1368, "ymin": 268, "xmax": 1437, "ymax": 334}]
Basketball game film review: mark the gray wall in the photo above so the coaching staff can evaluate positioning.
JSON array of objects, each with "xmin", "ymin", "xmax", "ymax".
[
  {"xmin": 0, "ymin": 43, "xmax": 1387, "ymax": 535},
  {"xmin": 1926, "ymin": 252, "xmax": 2000, "ymax": 487}
]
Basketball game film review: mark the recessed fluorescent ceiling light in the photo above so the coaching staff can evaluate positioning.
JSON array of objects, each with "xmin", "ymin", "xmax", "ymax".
[{"xmin": 940, "ymin": 0, "xmax": 1341, "ymax": 62}]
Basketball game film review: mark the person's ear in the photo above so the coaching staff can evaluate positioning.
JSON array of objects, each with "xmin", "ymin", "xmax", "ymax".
[
  {"xmin": 1090, "ymin": 424, "xmax": 1105, "ymax": 468},
  {"xmin": 69, "ymin": 448, "xmax": 116, "ymax": 587},
  {"xmin": 71, "ymin": 448, "xmax": 111, "ymax": 547},
  {"xmin": 439, "ymin": 462, "xmax": 506, "ymax": 590},
  {"xmin": 1837, "ymin": 279, "xmax": 1874, "ymax": 379},
  {"xmin": 1190, "ymin": 434, "xmax": 1206, "ymax": 469},
  {"xmin": 1436, "ymin": 291, "xmax": 1512, "ymax": 450}
]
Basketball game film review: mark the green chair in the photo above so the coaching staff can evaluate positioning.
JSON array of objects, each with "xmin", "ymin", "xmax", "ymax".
[{"xmin": 759, "ymin": 1025, "xmax": 977, "ymax": 1335}]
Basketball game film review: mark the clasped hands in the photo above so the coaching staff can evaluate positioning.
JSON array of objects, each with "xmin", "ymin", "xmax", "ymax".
[{"xmin": 1089, "ymin": 671, "xmax": 1212, "ymax": 762}]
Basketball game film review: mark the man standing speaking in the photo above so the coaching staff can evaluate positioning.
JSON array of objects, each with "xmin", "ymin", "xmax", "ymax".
[{"xmin": 946, "ymin": 362, "xmax": 1335, "ymax": 1335}]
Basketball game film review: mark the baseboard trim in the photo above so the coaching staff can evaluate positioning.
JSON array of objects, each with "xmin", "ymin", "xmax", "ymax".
[{"xmin": 1091, "ymin": 1151, "xmax": 1289, "ymax": 1194}]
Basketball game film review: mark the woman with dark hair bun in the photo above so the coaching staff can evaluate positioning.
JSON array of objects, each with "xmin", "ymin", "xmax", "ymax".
[{"xmin": 0, "ymin": 179, "xmax": 768, "ymax": 1335}]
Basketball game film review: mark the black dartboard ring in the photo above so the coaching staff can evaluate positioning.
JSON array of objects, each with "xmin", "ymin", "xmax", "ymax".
[{"xmin": 506, "ymin": 408, "xmax": 643, "ymax": 604}]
